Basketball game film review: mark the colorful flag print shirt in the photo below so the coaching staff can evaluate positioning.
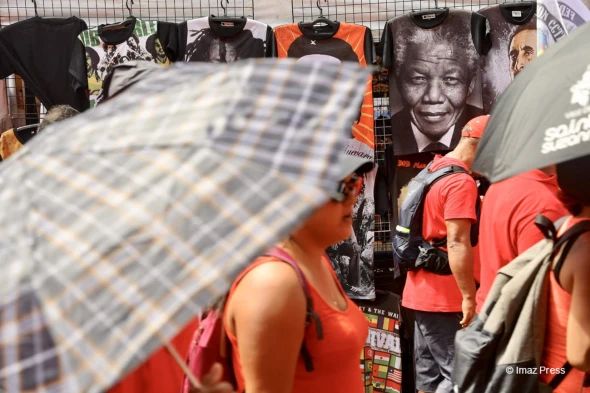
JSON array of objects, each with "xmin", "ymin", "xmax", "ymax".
[
  {"xmin": 274, "ymin": 22, "xmax": 377, "ymax": 300},
  {"xmin": 70, "ymin": 18, "xmax": 171, "ymax": 108},
  {"xmin": 356, "ymin": 292, "xmax": 403, "ymax": 393}
]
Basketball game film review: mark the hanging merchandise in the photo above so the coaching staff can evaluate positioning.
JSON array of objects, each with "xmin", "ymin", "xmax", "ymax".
[
  {"xmin": 356, "ymin": 291, "xmax": 403, "ymax": 393},
  {"xmin": 382, "ymin": 9, "xmax": 491, "ymax": 155},
  {"xmin": 0, "ymin": 124, "xmax": 39, "ymax": 161},
  {"xmin": 0, "ymin": 16, "xmax": 89, "ymax": 111},
  {"xmin": 0, "ymin": 80, "xmax": 10, "ymax": 132},
  {"xmin": 274, "ymin": 18, "xmax": 377, "ymax": 299},
  {"xmin": 537, "ymin": 0, "xmax": 590, "ymax": 54},
  {"xmin": 175, "ymin": 16, "xmax": 274, "ymax": 62},
  {"xmin": 479, "ymin": 2, "xmax": 537, "ymax": 113},
  {"xmin": 70, "ymin": 17, "xmax": 173, "ymax": 108}
]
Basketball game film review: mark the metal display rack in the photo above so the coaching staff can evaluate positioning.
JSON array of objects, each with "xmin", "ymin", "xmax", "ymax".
[
  {"xmin": 0, "ymin": 0, "xmax": 255, "ymax": 127},
  {"xmin": 291, "ymin": 0, "xmax": 502, "ymax": 254}
]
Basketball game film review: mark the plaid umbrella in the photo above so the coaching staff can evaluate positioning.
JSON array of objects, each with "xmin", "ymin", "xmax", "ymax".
[{"xmin": 0, "ymin": 59, "xmax": 369, "ymax": 393}]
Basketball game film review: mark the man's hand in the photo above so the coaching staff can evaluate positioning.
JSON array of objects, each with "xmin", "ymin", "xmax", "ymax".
[
  {"xmin": 460, "ymin": 297, "xmax": 476, "ymax": 328},
  {"xmin": 189, "ymin": 363, "xmax": 235, "ymax": 393}
]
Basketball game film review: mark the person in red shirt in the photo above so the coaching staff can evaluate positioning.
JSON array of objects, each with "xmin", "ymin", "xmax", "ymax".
[
  {"xmin": 475, "ymin": 168, "xmax": 568, "ymax": 313},
  {"xmin": 403, "ymin": 116, "xmax": 488, "ymax": 393}
]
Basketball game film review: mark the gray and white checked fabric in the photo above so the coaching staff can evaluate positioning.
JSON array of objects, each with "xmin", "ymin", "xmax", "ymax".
[{"xmin": 0, "ymin": 59, "xmax": 370, "ymax": 393}]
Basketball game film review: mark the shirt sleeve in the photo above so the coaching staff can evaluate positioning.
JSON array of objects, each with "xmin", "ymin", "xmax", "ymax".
[
  {"xmin": 364, "ymin": 27, "xmax": 376, "ymax": 65},
  {"xmin": 441, "ymin": 175, "xmax": 478, "ymax": 222},
  {"xmin": 157, "ymin": 21, "xmax": 178, "ymax": 62},
  {"xmin": 0, "ymin": 39, "xmax": 15, "ymax": 79},
  {"xmin": 472, "ymin": 12, "xmax": 492, "ymax": 56},
  {"xmin": 381, "ymin": 20, "xmax": 394, "ymax": 69},
  {"xmin": 69, "ymin": 38, "xmax": 88, "ymax": 93},
  {"xmin": 515, "ymin": 206, "xmax": 568, "ymax": 254},
  {"xmin": 265, "ymin": 25, "xmax": 277, "ymax": 58}
]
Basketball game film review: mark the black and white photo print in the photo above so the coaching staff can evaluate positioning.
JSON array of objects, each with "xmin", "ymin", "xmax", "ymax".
[{"xmin": 382, "ymin": 9, "xmax": 490, "ymax": 155}]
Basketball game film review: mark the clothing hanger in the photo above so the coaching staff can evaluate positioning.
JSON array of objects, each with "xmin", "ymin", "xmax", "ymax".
[
  {"xmin": 100, "ymin": 0, "xmax": 136, "ymax": 32},
  {"xmin": 209, "ymin": 0, "xmax": 245, "ymax": 25},
  {"xmin": 31, "ymin": 0, "xmax": 39, "ymax": 17},
  {"xmin": 299, "ymin": 0, "xmax": 339, "ymax": 31}
]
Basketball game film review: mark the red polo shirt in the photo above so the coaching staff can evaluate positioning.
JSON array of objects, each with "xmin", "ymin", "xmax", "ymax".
[
  {"xmin": 476, "ymin": 170, "xmax": 567, "ymax": 313},
  {"xmin": 402, "ymin": 155, "xmax": 478, "ymax": 312}
]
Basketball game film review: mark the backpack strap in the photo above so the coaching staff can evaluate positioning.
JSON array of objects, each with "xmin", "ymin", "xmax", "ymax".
[
  {"xmin": 548, "ymin": 361, "xmax": 573, "ymax": 389},
  {"xmin": 265, "ymin": 247, "xmax": 323, "ymax": 372},
  {"xmin": 551, "ymin": 219, "xmax": 590, "ymax": 287}
]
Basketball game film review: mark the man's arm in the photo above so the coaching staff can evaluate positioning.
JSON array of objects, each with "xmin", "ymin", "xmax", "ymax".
[{"xmin": 446, "ymin": 218, "xmax": 477, "ymax": 327}]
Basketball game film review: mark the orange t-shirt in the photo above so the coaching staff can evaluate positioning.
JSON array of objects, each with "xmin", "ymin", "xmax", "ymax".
[
  {"xmin": 476, "ymin": 170, "xmax": 567, "ymax": 313},
  {"xmin": 402, "ymin": 155, "xmax": 478, "ymax": 312},
  {"xmin": 225, "ymin": 256, "xmax": 368, "ymax": 393},
  {"xmin": 539, "ymin": 216, "xmax": 590, "ymax": 393},
  {"xmin": 273, "ymin": 22, "xmax": 374, "ymax": 149}
]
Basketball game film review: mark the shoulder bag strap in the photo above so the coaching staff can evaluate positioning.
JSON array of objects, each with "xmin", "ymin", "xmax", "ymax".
[
  {"xmin": 266, "ymin": 247, "xmax": 323, "ymax": 372},
  {"xmin": 552, "ymin": 220, "xmax": 590, "ymax": 287},
  {"xmin": 548, "ymin": 361, "xmax": 573, "ymax": 389}
]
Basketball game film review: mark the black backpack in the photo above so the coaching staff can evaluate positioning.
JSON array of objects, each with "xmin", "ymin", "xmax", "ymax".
[{"xmin": 393, "ymin": 162, "xmax": 479, "ymax": 275}]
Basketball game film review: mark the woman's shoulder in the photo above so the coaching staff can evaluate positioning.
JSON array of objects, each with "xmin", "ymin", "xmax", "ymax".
[{"xmin": 230, "ymin": 256, "xmax": 307, "ymax": 307}]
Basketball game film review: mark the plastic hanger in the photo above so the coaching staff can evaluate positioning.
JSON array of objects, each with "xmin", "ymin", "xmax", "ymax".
[
  {"xmin": 14, "ymin": 124, "xmax": 39, "ymax": 145},
  {"xmin": 299, "ymin": 0, "xmax": 339, "ymax": 31},
  {"xmin": 210, "ymin": 0, "xmax": 245, "ymax": 24},
  {"xmin": 100, "ymin": 0, "xmax": 136, "ymax": 32},
  {"xmin": 31, "ymin": 0, "xmax": 39, "ymax": 17}
]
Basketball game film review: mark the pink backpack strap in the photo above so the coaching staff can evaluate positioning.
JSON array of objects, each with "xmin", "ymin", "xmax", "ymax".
[{"xmin": 265, "ymin": 247, "xmax": 324, "ymax": 371}]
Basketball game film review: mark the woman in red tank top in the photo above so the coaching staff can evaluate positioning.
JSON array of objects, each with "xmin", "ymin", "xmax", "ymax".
[
  {"xmin": 538, "ymin": 157, "xmax": 590, "ymax": 393},
  {"xmin": 222, "ymin": 155, "xmax": 373, "ymax": 393}
]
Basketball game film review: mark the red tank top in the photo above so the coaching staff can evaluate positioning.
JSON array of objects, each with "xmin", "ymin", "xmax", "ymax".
[
  {"xmin": 539, "ymin": 216, "xmax": 590, "ymax": 393},
  {"xmin": 225, "ymin": 256, "xmax": 368, "ymax": 393}
]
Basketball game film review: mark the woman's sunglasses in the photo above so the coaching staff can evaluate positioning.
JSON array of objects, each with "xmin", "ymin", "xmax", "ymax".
[{"xmin": 332, "ymin": 174, "xmax": 363, "ymax": 202}]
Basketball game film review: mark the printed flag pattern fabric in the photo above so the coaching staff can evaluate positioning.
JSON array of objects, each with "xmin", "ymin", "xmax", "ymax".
[
  {"xmin": 0, "ymin": 59, "xmax": 370, "ymax": 393},
  {"xmin": 357, "ymin": 292, "xmax": 403, "ymax": 393}
]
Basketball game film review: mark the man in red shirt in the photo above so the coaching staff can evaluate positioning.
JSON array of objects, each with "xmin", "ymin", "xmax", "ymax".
[
  {"xmin": 475, "ymin": 168, "xmax": 567, "ymax": 314},
  {"xmin": 403, "ymin": 116, "xmax": 488, "ymax": 393}
]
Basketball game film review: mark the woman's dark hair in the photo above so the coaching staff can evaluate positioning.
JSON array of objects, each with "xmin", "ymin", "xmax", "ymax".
[
  {"xmin": 86, "ymin": 47, "xmax": 100, "ymax": 71},
  {"xmin": 557, "ymin": 155, "xmax": 590, "ymax": 213}
]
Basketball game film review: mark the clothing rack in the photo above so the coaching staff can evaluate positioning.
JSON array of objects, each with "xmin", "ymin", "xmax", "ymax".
[
  {"xmin": 291, "ymin": 0, "xmax": 510, "ymax": 253},
  {"xmin": 0, "ymin": 0, "xmax": 255, "ymax": 127}
]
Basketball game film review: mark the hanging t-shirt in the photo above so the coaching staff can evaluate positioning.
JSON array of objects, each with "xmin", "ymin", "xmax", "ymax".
[
  {"xmin": 70, "ymin": 17, "xmax": 171, "ymax": 108},
  {"xmin": 274, "ymin": 21, "xmax": 377, "ymax": 299},
  {"xmin": 356, "ymin": 292, "xmax": 403, "ymax": 393},
  {"xmin": 537, "ymin": 0, "xmax": 590, "ymax": 54},
  {"xmin": 382, "ymin": 9, "xmax": 490, "ymax": 155},
  {"xmin": 173, "ymin": 17, "xmax": 274, "ymax": 62},
  {"xmin": 0, "ymin": 17, "xmax": 89, "ymax": 111},
  {"xmin": 479, "ymin": 3, "xmax": 537, "ymax": 113}
]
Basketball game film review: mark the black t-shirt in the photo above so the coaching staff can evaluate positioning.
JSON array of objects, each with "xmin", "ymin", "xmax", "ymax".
[
  {"xmin": 478, "ymin": 2, "xmax": 537, "ymax": 113},
  {"xmin": 0, "ymin": 17, "xmax": 89, "ymax": 111},
  {"xmin": 172, "ymin": 16, "xmax": 275, "ymax": 62},
  {"xmin": 381, "ymin": 9, "xmax": 491, "ymax": 155}
]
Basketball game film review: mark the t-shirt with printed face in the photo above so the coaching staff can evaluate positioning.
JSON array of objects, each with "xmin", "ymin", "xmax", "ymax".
[
  {"xmin": 0, "ymin": 17, "xmax": 89, "ymax": 111},
  {"xmin": 70, "ymin": 18, "xmax": 171, "ymax": 108},
  {"xmin": 479, "ymin": 2, "xmax": 537, "ymax": 113},
  {"xmin": 274, "ymin": 22, "xmax": 377, "ymax": 299},
  {"xmin": 381, "ymin": 9, "xmax": 490, "ymax": 155},
  {"xmin": 402, "ymin": 155, "xmax": 478, "ymax": 312},
  {"xmin": 172, "ymin": 17, "xmax": 274, "ymax": 63}
]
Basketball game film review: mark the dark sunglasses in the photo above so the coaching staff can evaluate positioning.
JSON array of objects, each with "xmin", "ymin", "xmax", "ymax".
[{"xmin": 332, "ymin": 174, "xmax": 363, "ymax": 202}]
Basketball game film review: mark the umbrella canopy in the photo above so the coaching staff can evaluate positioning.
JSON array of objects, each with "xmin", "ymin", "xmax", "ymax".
[
  {"xmin": 0, "ymin": 59, "xmax": 370, "ymax": 393},
  {"xmin": 473, "ymin": 22, "xmax": 590, "ymax": 182}
]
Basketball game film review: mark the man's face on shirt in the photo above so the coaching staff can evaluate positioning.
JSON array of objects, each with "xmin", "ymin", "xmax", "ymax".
[
  {"xmin": 509, "ymin": 30, "xmax": 536, "ymax": 79},
  {"xmin": 155, "ymin": 40, "xmax": 166, "ymax": 61},
  {"xmin": 398, "ymin": 42, "xmax": 474, "ymax": 140}
]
